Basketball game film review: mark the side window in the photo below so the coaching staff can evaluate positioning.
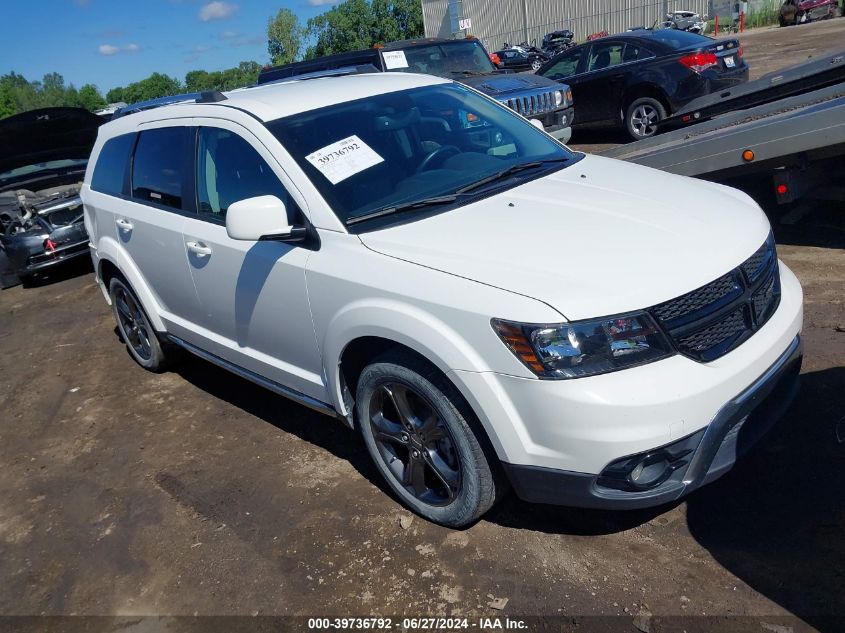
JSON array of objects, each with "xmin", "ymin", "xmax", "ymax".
[
  {"xmin": 540, "ymin": 49, "xmax": 584, "ymax": 80},
  {"xmin": 195, "ymin": 127, "xmax": 292, "ymax": 223},
  {"xmin": 91, "ymin": 133, "xmax": 135, "ymax": 196},
  {"xmin": 622, "ymin": 43, "xmax": 655, "ymax": 63},
  {"xmin": 587, "ymin": 43, "xmax": 625, "ymax": 72},
  {"xmin": 131, "ymin": 127, "xmax": 189, "ymax": 209}
]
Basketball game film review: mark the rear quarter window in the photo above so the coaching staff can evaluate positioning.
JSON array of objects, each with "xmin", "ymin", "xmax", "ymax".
[{"xmin": 91, "ymin": 133, "xmax": 135, "ymax": 196}]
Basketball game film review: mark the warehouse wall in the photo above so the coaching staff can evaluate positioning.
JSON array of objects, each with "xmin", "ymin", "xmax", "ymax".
[{"xmin": 422, "ymin": 0, "xmax": 713, "ymax": 51}]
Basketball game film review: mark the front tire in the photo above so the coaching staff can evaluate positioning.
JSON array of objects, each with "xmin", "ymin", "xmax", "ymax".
[
  {"xmin": 531, "ymin": 57, "xmax": 543, "ymax": 72},
  {"xmin": 109, "ymin": 277, "xmax": 170, "ymax": 372},
  {"xmin": 356, "ymin": 352, "xmax": 498, "ymax": 527},
  {"xmin": 625, "ymin": 97, "xmax": 666, "ymax": 140}
]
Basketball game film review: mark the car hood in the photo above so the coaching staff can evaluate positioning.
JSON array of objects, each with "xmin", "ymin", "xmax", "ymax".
[
  {"xmin": 359, "ymin": 154, "xmax": 771, "ymax": 321},
  {"xmin": 0, "ymin": 107, "xmax": 104, "ymax": 177},
  {"xmin": 460, "ymin": 72, "xmax": 562, "ymax": 97}
]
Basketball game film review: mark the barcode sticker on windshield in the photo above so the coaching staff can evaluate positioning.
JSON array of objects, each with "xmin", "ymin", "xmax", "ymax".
[
  {"xmin": 305, "ymin": 135, "xmax": 384, "ymax": 185},
  {"xmin": 382, "ymin": 50, "xmax": 408, "ymax": 69}
]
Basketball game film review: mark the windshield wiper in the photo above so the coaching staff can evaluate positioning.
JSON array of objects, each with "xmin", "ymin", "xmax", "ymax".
[
  {"xmin": 346, "ymin": 194, "xmax": 458, "ymax": 226},
  {"xmin": 455, "ymin": 158, "xmax": 570, "ymax": 195}
]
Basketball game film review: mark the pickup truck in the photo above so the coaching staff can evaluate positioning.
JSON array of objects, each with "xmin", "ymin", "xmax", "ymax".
[{"xmin": 257, "ymin": 37, "xmax": 575, "ymax": 143}]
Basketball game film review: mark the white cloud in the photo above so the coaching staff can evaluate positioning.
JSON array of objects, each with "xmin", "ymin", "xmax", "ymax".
[
  {"xmin": 220, "ymin": 29, "xmax": 239, "ymax": 39},
  {"xmin": 308, "ymin": 0, "xmax": 342, "ymax": 5},
  {"xmin": 98, "ymin": 43, "xmax": 141, "ymax": 56},
  {"xmin": 199, "ymin": 1, "xmax": 238, "ymax": 21}
]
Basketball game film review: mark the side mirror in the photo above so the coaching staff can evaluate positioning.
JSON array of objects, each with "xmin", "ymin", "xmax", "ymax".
[{"xmin": 225, "ymin": 195, "xmax": 306, "ymax": 243}]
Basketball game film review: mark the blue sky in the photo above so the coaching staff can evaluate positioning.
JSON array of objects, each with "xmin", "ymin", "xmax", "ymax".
[{"xmin": 4, "ymin": 0, "xmax": 340, "ymax": 95}]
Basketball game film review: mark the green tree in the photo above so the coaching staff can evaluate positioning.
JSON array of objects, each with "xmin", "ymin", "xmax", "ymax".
[
  {"xmin": 371, "ymin": 0, "xmax": 424, "ymax": 45},
  {"xmin": 40, "ymin": 72, "xmax": 67, "ymax": 107},
  {"xmin": 77, "ymin": 84, "xmax": 107, "ymax": 111},
  {"xmin": 306, "ymin": 0, "xmax": 374, "ymax": 58},
  {"xmin": 267, "ymin": 8, "xmax": 303, "ymax": 65},
  {"xmin": 304, "ymin": 0, "xmax": 424, "ymax": 59}
]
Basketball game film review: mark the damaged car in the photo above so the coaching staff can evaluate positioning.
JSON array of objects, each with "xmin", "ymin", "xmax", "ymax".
[{"xmin": 0, "ymin": 107, "xmax": 104, "ymax": 288}]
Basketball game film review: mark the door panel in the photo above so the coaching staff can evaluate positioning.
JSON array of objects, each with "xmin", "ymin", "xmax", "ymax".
[
  {"xmin": 575, "ymin": 42, "xmax": 629, "ymax": 125},
  {"xmin": 118, "ymin": 124, "xmax": 200, "ymax": 338},
  {"xmin": 182, "ymin": 121, "xmax": 325, "ymax": 401}
]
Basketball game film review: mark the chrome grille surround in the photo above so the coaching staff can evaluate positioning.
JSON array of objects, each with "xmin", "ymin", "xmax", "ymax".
[{"xmin": 648, "ymin": 234, "xmax": 781, "ymax": 362}]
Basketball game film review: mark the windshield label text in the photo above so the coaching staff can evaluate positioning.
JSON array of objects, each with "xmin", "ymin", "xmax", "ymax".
[{"xmin": 305, "ymin": 135, "xmax": 385, "ymax": 185}]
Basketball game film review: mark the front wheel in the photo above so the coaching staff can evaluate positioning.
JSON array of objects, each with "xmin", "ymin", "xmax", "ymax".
[
  {"xmin": 531, "ymin": 57, "xmax": 543, "ymax": 71},
  {"xmin": 109, "ymin": 277, "xmax": 171, "ymax": 372},
  {"xmin": 625, "ymin": 97, "xmax": 666, "ymax": 140},
  {"xmin": 356, "ymin": 352, "xmax": 499, "ymax": 527}
]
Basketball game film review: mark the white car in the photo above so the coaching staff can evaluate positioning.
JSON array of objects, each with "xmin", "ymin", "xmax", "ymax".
[{"xmin": 82, "ymin": 72, "xmax": 803, "ymax": 527}]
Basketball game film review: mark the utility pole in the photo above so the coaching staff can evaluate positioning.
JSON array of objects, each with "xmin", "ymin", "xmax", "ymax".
[{"xmin": 521, "ymin": 0, "xmax": 529, "ymax": 44}]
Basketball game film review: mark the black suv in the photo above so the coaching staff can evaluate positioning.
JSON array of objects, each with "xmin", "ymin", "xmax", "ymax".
[{"xmin": 258, "ymin": 38, "xmax": 574, "ymax": 143}]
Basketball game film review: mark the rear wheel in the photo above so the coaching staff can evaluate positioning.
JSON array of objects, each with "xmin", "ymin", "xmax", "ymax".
[
  {"xmin": 356, "ymin": 352, "xmax": 498, "ymax": 527},
  {"xmin": 625, "ymin": 97, "xmax": 666, "ymax": 140},
  {"xmin": 109, "ymin": 277, "xmax": 170, "ymax": 372}
]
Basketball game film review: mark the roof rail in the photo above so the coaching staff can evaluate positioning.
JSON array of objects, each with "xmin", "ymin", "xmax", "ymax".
[
  {"xmin": 258, "ymin": 64, "xmax": 380, "ymax": 87},
  {"xmin": 197, "ymin": 90, "xmax": 227, "ymax": 103},
  {"xmin": 113, "ymin": 90, "xmax": 229, "ymax": 118}
]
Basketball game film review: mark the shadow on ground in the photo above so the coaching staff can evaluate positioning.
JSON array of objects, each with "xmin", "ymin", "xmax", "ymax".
[{"xmin": 685, "ymin": 366, "xmax": 845, "ymax": 628}]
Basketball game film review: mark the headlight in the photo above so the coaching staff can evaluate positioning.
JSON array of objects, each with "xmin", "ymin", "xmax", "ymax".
[
  {"xmin": 554, "ymin": 90, "xmax": 564, "ymax": 107},
  {"xmin": 491, "ymin": 313, "xmax": 674, "ymax": 379}
]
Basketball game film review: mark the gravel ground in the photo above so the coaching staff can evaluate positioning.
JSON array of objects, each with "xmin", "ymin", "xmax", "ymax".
[{"xmin": 0, "ymin": 16, "xmax": 843, "ymax": 633}]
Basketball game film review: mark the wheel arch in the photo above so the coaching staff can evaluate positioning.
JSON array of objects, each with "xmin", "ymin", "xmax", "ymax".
[
  {"xmin": 94, "ymin": 237, "xmax": 166, "ymax": 332},
  {"xmin": 621, "ymin": 83, "xmax": 672, "ymax": 119}
]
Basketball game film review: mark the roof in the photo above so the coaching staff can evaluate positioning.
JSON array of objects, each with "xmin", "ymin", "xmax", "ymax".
[
  {"xmin": 99, "ymin": 72, "xmax": 450, "ymax": 132},
  {"xmin": 381, "ymin": 38, "xmax": 467, "ymax": 51}
]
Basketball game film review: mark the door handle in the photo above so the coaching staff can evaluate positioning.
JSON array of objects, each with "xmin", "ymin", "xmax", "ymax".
[
  {"xmin": 186, "ymin": 241, "xmax": 213, "ymax": 257},
  {"xmin": 115, "ymin": 218, "xmax": 134, "ymax": 231}
]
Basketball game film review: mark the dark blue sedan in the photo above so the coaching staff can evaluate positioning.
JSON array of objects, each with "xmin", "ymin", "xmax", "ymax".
[{"xmin": 536, "ymin": 29, "xmax": 749, "ymax": 140}]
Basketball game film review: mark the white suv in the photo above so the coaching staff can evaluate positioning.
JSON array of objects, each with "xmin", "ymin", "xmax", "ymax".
[{"xmin": 82, "ymin": 72, "xmax": 803, "ymax": 527}]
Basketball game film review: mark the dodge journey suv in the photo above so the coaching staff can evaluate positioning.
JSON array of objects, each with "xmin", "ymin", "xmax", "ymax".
[{"xmin": 82, "ymin": 72, "xmax": 803, "ymax": 527}]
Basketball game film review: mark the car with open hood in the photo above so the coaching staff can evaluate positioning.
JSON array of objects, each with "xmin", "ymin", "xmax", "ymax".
[
  {"xmin": 0, "ymin": 107, "xmax": 104, "ymax": 287},
  {"xmin": 82, "ymin": 72, "xmax": 803, "ymax": 527}
]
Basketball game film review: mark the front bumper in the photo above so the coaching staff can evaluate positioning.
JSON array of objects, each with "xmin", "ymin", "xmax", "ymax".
[
  {"xmin": 448, "ymin": 261, "xmax": 803, "ymax": 509},
  {"xmin": 503, "ymin": 334, "xmax": 802, "ymax": 509},
  {"xmin": 536, "ymin": 106, "xmax": 574, "ymax": 142}
]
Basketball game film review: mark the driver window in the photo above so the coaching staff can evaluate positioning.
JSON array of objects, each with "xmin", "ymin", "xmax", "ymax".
[
  {"xmin": 195, "ymin": 127, "xmax": 293, "ymax": 223},
  {"xmin": 540, "ymin": 49, "xmax": 583, "ymax": 80}
]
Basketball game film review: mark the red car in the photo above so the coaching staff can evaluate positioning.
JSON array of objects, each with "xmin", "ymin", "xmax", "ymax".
[{"xmin": 779, "ymin": 0, "xmax": 837, "ymax": 25}]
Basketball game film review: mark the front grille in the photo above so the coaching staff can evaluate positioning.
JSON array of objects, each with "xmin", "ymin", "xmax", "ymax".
[
  {"xmin": 505, "ymin": 90, "xmax": 557, "ymax": 117},
  {"xmin": 648, "ymin": 234, "xmax": 781, "ymax": 362}
]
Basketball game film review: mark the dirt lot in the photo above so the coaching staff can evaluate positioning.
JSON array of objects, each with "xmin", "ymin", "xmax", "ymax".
[{"xmin": 1, "ymin": 18, "xmax": 843, "ymax": 633}]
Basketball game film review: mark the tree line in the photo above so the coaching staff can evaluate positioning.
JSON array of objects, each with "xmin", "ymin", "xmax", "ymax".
[{"xmin": 1, "ymin": 0, "xmax": 424, "ymax": 120}]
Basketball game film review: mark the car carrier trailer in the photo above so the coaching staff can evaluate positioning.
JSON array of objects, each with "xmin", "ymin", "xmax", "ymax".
[{"xmin": 602, "ymin": 50, "xmax": 845, "ymax": 208}]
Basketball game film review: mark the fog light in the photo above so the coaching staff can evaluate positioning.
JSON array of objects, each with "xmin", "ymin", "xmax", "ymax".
[
  {"xmin": 597, "ymin": 431, "xmax": 704, "ymax": 493},
  {"xmin": 627, "ymin": 455, "xmax": 672, "ymax": 489}
]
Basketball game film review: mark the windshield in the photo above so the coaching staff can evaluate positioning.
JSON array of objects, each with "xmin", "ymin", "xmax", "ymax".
[
  {"xmin": 386, "ymin": 40, "xmax": 497, "ymax": 78},
  {"xmin": 267, "ymin": 83, "xmax": 577, "ymax": 227},
  {"xmin": 0, "ymin": 158, "xmax": 88, "ymax": 184}
]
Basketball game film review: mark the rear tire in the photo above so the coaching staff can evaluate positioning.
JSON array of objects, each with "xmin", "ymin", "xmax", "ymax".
[
  {"xmin": 625, "ymin": 97, "xmax": 666, "ymax": 141},
  {"xmin": 356, "ymin": 351, "xmax": 498, "ymax": 527},
  {"xmin": 109, "ymin": 277, "xmax": 170, "ymax": 372}
]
